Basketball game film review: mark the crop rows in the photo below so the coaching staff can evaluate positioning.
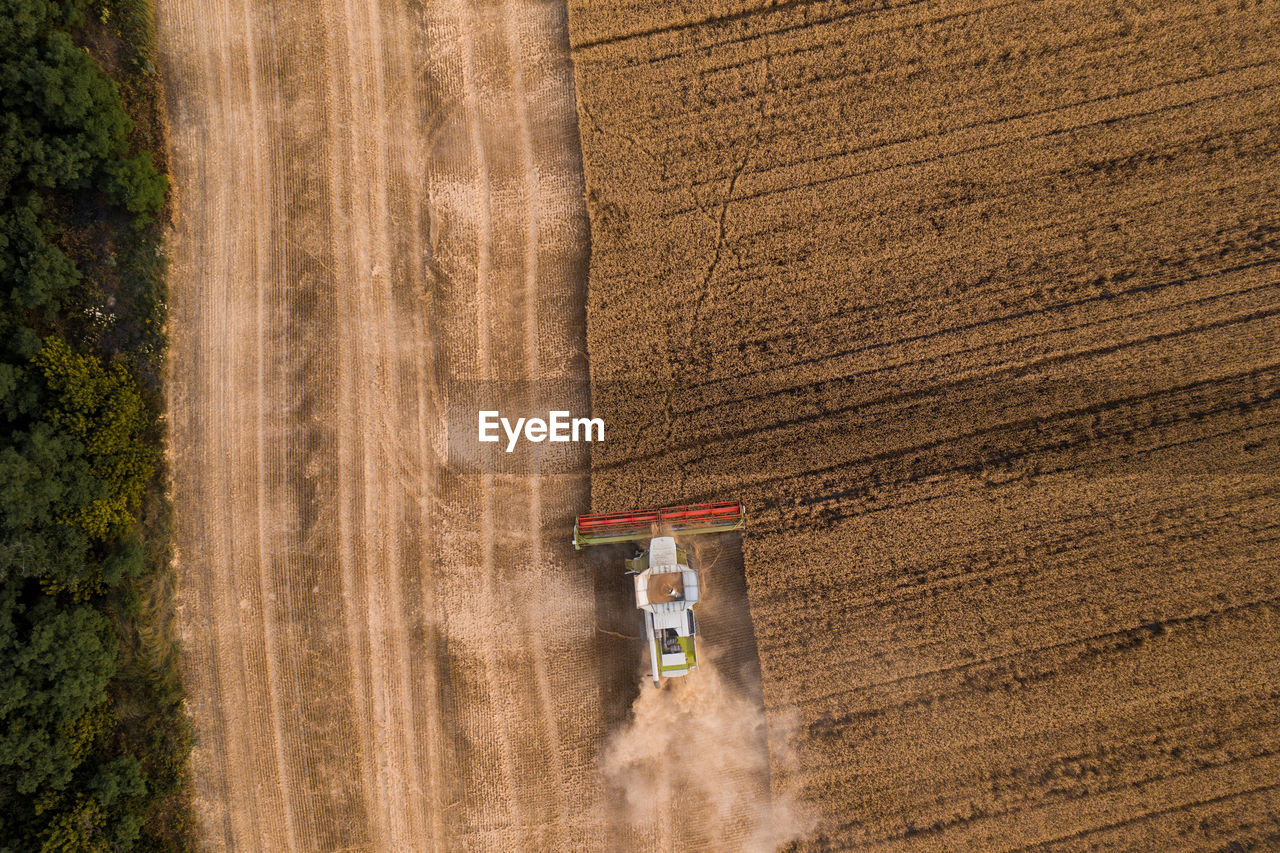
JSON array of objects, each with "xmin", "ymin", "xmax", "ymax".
[{"xmin": 570, "ymin": 0, "xmax": 1280, "ymax": 847}]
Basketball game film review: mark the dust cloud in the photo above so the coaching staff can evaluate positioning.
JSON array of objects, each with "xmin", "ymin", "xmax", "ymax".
[{"xmin": 601, "ymin": 657, "xmax": 812, "ymax": 851}]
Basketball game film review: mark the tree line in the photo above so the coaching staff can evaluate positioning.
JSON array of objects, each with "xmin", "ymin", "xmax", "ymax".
[{"xmin": 1, "ymin": 0, "xmax": 190, "ymax": 849}]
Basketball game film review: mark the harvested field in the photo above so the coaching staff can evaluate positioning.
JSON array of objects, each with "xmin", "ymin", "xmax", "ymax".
[
  {"xmin": 158, "ymin": 0, "xmax": 644, "ymax": 848},
  {"xmin": 569, "ymin": 0, "xmax": 1280, "ymax": 849}
]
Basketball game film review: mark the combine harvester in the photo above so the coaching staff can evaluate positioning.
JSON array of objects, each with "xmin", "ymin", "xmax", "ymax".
[{"xmin": 573, "ymin": 501, "xmax": 745, "ymax": 686}]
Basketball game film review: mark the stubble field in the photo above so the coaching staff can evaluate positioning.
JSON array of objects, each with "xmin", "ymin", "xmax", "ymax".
[
  {"xmin": 569, "ymin": 0, "xmax": 1280, "ymax": 848},
  {"xmin": 158, "ymin": 0, "xmax": 634, "ymax": 848}
]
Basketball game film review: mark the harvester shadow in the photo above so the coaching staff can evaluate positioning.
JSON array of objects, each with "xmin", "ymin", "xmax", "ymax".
[{"xmin": 587, "ymin": 542, "xmax": 648, "ymax": 732}]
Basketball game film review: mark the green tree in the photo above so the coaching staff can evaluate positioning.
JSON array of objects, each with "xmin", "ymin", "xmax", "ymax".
[
  {"xmin": 37, "ymin": 794, "xmax": 111, "ymax": 853},
  {"xmin": 0, "ymin": 13, "xmax": 133, "ymax": 194},
  {"xmin": 32, "ymin": 336, "xmax": 153, "ymax": 541},
  {"xmin": 30, "ymin": 757, "xmax": 145, "ymax": 852},
  {"xmin": 102, "ymin": 152, "xmax": 167, "ymax": 226},
  {"xmin": 0, "ymin": 194, "xmax": 81, "ymax": 324},
  {"xmin": 0, "ymin": 421, "xmax": 96, "ymax": 592},
  {"xmin": 0, "ymin": 591, "xmax": 117, "ymax": 796}
]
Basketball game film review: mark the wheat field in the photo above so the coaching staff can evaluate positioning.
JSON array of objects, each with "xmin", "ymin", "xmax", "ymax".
[{"xmin": 569, "ymin": 0, "xmax": 1280, "ymax": 848}]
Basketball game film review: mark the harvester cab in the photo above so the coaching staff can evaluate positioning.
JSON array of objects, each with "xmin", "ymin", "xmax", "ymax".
[{"xmin": 573, "ymin": 502, "xmax": 744, "ymax": 686}]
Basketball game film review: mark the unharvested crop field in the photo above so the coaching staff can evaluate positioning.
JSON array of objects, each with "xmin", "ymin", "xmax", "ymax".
[{"xmin": 569, "ymin": 0, "xmax": 1280, "ymax": 848}]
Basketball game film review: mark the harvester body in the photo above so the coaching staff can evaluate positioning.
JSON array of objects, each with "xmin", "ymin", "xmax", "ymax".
[
  {"xmin": 633, "ymin": 537, "xmax": 699, "ymax": 684},
  {"xmin": 572, "ymin": 501, "xmax": 743, "ymax": 686}
]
